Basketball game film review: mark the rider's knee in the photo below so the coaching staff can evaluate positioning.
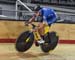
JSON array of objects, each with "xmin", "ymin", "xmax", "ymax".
[{"xmin": 38, "ymin": 23, "xmax": 45, "ymax": 29}]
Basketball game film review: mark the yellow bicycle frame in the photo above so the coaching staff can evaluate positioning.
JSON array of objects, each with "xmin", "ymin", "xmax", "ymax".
[
  {"xmin": 33, "ymin": 25, "xmax": 50, "ymax": 41},
  {"xmin": 26, "ymin": 24, "xmax": 50, "ymax": 42}
]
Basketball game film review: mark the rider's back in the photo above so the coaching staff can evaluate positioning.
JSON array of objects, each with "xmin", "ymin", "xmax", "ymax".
[{"xmin": 40, "ymin": 7, "xmax": 56, "ymax": 17}]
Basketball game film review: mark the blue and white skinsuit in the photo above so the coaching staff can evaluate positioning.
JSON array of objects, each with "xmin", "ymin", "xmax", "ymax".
[{"xmin": 39, "ymin": 7, "xmax": 57, "ymax": 26}]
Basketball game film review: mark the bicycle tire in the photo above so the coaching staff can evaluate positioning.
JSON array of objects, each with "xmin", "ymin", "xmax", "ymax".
[
  {"xmin": 15, "ymin": 31, "xmax": 34, "ymax": 52},
  {"xmin": 41, "ymin": 32, "xmax": 59, "ymax": 53}
]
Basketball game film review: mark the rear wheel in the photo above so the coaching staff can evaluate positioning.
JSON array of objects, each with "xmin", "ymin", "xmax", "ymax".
[
  {"xmin": 41, "ymin": 32, "xmax": 58, "ymax": 53},
  {"xmin": 15, "ymin": 31, "xmax": 34, "ymax": 52}
]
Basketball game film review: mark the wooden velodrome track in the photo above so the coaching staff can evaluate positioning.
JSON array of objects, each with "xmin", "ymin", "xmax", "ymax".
[
  {"xmin": 0, "ymin": 20, "xmax": 75, "ymax": 60},
  {"xmin": 0, "ymin": 43, "xmax": 75, "ymax": 60},
  {"xmin": 0, "ymin": 20, "xmax": 75, "ymax": 43}
]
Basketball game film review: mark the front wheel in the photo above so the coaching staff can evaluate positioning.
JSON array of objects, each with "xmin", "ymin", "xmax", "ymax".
[
  {"xmin": 40, "ymin": 32, "xmax": 59, "ymax": 53},
  {"xmin": 15, "ymin": 31, "xmax": 34, "ymax": 52}
]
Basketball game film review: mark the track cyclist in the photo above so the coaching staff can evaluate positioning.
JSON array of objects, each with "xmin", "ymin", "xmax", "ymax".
[{"xmin": 28, "ymin": 5, "xmax": 57, "ymax": 44}]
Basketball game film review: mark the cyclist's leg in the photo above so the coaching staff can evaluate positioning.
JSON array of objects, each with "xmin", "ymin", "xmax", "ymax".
[
  {"xmin": 38, "ymin": 22, "xmax": 45, "ymax": 36},
  {"xmin": 35, "ymin": 22, "xmax": 45, "ymax": 44},
  {"xmin": 33, "ymin": 23, "xmax": 44, "ymax": 45}
]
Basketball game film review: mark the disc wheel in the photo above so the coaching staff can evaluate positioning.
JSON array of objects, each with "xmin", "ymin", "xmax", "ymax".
[
  {"xmin": 41, "ymin": 32, "xmax": 59, "ymax": 53},
  {"xmin": 15, "ymin": 31, "xmax": 34, "ymax": 52}
]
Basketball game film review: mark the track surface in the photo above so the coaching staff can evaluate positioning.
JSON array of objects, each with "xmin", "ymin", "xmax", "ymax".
[{"xmin": 0, "ymin": 43, "xmax": 75, "ymax": 60}]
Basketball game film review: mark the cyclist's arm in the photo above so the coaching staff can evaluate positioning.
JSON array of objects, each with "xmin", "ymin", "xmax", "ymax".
[
  {"xmin": 29, "ymin": 15, "xmax": 35, "ymax": 23},
  {"xmin": 29, "ymin": 12, "xmax": 40, "ymax": 23}
]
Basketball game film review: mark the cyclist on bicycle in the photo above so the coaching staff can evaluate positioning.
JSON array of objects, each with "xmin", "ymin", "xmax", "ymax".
[{"xmin": 28, "ymin": 5, "xmax": 57, "ymax": 44}]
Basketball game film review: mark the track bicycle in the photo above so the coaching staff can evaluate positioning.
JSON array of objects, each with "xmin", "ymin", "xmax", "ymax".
[{"xmin": 15, "ymin": 22, "xmax": 59, "ymax": 53}]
